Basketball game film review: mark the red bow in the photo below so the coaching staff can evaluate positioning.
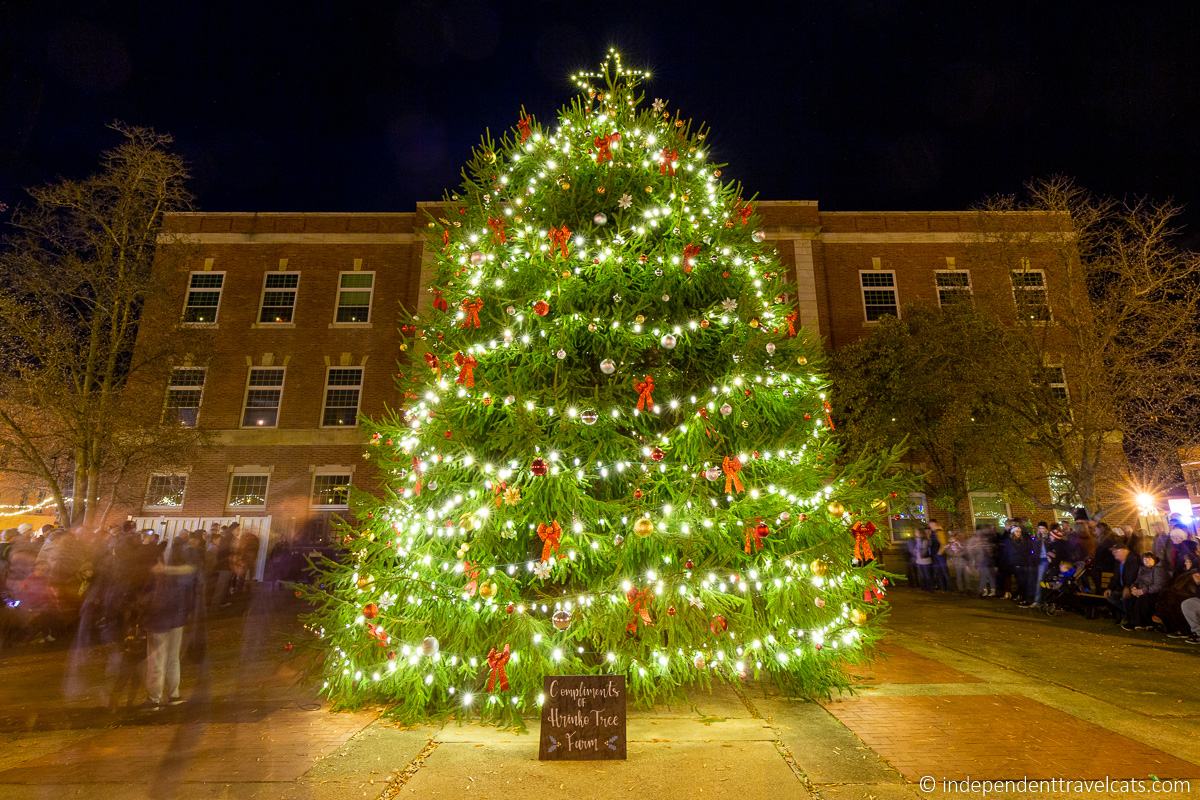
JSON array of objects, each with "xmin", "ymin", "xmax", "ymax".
[
  {"xmin": 823, "ymin": 400, "xmax": 835, "ymax": 430},
  {"xmin": 851, "ymin": 521, "xmax": 877, "ymax": 563},
  {"xmin": 593, "ymin": 132, "xmax": 620, "ymax": 164},
  {"xmin": 453, "ymin": 352, "xmax": 477, "ymax": 388},
  {"xmin": 626, "ymin": 587, "xmax": 653, "ymax": 634},
  {"xmin": 786, "ymin": 309, "xmax": 799, "ymax": 338},
  {"xmin": 864, "ymin": 581, "xmax": 886, "ymax": 603},
  {"xmin": 411, "ymin": 456, "xmax": 423, "ymax": 496},
  {"xmin": 487, "ymin": 216, "xmax": 507, "ymax": 244},
  {"xmin": 537, "ymin": 520, "xmax": 562, "ymax": 563},
  {"xmin": 659, "ymin": 148, "xmax": 679, "ymax": 176},
  {"xmin": 517, "ymin": 114, "xmax": 532, "ymax": 143},
  {"xmin": 737, "ymin": 201, "xmax": 754, "ymax": 225},
  {"xmin": 744, "ymin": 521, "xmax": 768, "ymax": 554},
  {"xmin": 464, "ymin": 560, "xmax": 480, "ymax": 597},
  {"xmin": 682, "ymin": 243, "xmax": 701, "ymax": 273},
  {"xmin": 441, "ymin": 228, "xmax": 451, "ymax": 249},
  {"xmin": 423, "ymin": 351, "xmax": 440, "ymax": 374},
  {"xmin": 460, "ymin": 298, "xmax": 483, "ymax": 329},
  {"xmin": 548, "ymin": 225, "xmax": 571, "ymax": 258},
  {"xmin": 486, "ymin": 644, "xmax": 511, "ymax": 692},
  {"xmin": 634, "ymin": 374, "xmax": 655, "ymax": 410},
  {"xmin": 723, "ymin": 456, "xmax": 744, "ymax": 494},
  {"xmin": 432, "ymin": 289, "xmax": 449, "ymax": 312}
]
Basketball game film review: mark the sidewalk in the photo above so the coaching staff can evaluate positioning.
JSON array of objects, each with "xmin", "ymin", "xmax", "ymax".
[{"xmin": 0, "ymin": 589, "xmax": 1197, "ymax": 799}]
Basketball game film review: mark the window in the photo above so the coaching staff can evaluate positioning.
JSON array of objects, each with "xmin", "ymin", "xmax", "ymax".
[
  {"xmin": 182, "ymin": 272, "xmax": 225, "ymax": 324},
  {"xmin": 241, "ymin": 367, "xmax": 285, "ymax": 428},
  {"xmin": 144, "ymin": 474, "xmax": 187, "ymax": 509},
  {"xmin": 969, "ymin": 492, "xmax": 1010, "ymax": 531},
  {"xmin": 321, "ymin": 367, "xmax": 363, "ymax": 427},
  {"xmin": 335, "ymin": 272, "xmax": 374, "ymax": 323},
  {"xmin": 311, "ymin": 472, "xmax": 351, "ymax": 508},
  {"xmin": 1043, "ymin": 365, "xmax": 1069, "ymax": 401},
  {"xmin": 859, "ymin": 271, "xmax": 898, "ymax": 322},
  {"xmin": 258, "ymin": 272, "xmax": 300, "ymax": 324},
  {"xmin": 1011, "ymin": 265, "xmax": 1051, "ymax": 321},
  {"xmin": 934, "ymin": 270, "xmax": 972, "ymax": 306},
  {"xmin": 228, "ymin": 474, "xmax": 269, "ymax": 509},
  {"xmin": 888, "ymin": 492, "xmax": 928, "ymax": 543},
  {"xmin": 164, "ymin": 367, "xmax": 206, "ymax": 427}
]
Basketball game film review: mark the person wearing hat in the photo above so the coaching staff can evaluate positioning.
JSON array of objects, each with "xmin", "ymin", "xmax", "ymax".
[
  {"xmin": 1105, "ymin": 542, "xmax": 1140, "ymax": 626},
  {"xmin": 1126, "ymin": 552, "xmax": 1168, "ymax": 631}
]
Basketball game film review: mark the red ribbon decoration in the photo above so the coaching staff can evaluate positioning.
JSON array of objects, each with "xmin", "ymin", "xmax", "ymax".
[
  {"xmin": 460, "ymin": 298, "xmax": 483, "ymax": 329},
  {"xmin": 537, "ymin": 520, "xmax": 562, "ymax": 563},
  {"xmin": 737, "ymin": 201, "xmax": 754, "ymax": 225},
  {"xmin": 723, "ymin": 456, "xmax": 744, "ymax": 494},
  {"xmin": 786, "ymin": 309, "xmax": 799, "ymax": 337},
  {"xmin": 423, "ymin": 351, "xmax": 440, "ymax": 374},
  {"xmin": 659, "ymin": 147, "xmax": 679, "ymax": 176},
  {"xmin": 517, "ymin": 114, "xmax": 532, "ymax": 143},
  {"xmin": 463, "ymin": 560, "xmax": 480, "ymax": 597},
  {"xmin": 493, "ymin": 481, "xmax": 506, "ymax": 508},
  {"xmin": 593, "ymin": 132, "xmax": 620, "ymax": 164},
  {"xmin": 441, "ymin": 228, "xmax": 450, "ymax": 249},
  {"xmin": 864, "ymin": 581, "xmax": 886, "ymax": 603},
  {"xmin": 453, "ymin": 352, "xmax": 477, "ymax": 388},
  {"xmin": 411, "ymin": 456, "xmax": 423, "ymax": 496},
  {"xmin": 626, "ymin": 587, "xmax": 653, "ymax": 634},
  {"xmin": 682, "ymin": 243, "xmax": 701, "ymax": 273},
  {"xmin": 634, "ymin": 374, "xmax": 655, "ymax": 410},
  {"xmin": 486, "ymin": 644, "xmax": 511, "ymax": 692},
  {"xmin": 432, "ymin": 289, "xmax": 449, "ymax": 312},
  {"xmin": 548, "ymin": 225, "xmax": 571, "ymax": 258},
  {"xmin": 744, "ymin": 521, "xmax": 768, "ymax": 554},
  {"xmin": 487, "ymin": 216, "xmax": 507, "ymax": 244},
  {"xmin": 823, "ymin": 400, "xmax": 836, "ymax": 430},
  {"xmin": 851, "ymin": 521, "xmax": 877, "ymax": 563}
]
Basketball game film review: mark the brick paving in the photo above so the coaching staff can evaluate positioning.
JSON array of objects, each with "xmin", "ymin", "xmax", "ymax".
[{"xmin": 849, "ymin": 642, "xmax": 982, "ymax": 685}]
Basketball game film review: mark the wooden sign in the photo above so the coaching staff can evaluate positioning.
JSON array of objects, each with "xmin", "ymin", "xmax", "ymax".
[{"xmin": 538, "ymin": 674, "xmax": 627, "ymax": 760}]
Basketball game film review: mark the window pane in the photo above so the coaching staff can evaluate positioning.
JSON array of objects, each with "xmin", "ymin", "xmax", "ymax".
[
  {"xmin": 339, "ymin": 273, "xmax": 374, "ymax": 289},
  {"xmin": 243, "ymin": 369, "xmax": 283, "ymax": 427},
  {"xmin": 229, "ymin": 475, "xmax": 269, "ymax": 507},
  {"xmin": 189, "ymin": 274, "xmax": 225, "ymax": 289},
  {"xmin": 970, "ymin": 494, "xmax": 1009, "ymax": 530},
  {"xmin": 145, "ymin": 475, "xmax": 186, "ymax": 508},
  {"xmin": 265, "ymin": 273, "xmax": 299, "ymax": 289},
  {"xmin": 248, "ymin": 369, "xmax": 285, "ymax": 387},
  {"xmin": 327, "ymin": 368, "xmax": 362, "ymax": 386},
  {"xmin": 312, "ymin": 474, "xmax": 351, "ymax": 507}
]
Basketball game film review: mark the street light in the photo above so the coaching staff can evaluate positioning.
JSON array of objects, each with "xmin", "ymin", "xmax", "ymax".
[{"xmin": 1135, "ymin": 491, "xmax": 1157, "ymax": 516}]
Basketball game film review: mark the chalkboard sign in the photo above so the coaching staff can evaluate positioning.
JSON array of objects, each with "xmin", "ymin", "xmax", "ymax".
[{"xmin": 538, "ymin": 674, "xmax": 627, "ymax": 760}]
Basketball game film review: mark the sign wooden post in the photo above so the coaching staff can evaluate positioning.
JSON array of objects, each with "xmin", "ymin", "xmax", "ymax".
[{"xmin": 538, "ymin": 674, "xmax": 627, "ymax": 760}]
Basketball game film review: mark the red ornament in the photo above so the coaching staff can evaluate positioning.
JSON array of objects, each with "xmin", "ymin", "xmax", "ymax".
[
  {"xmin": 444, "ymin": 430, "xmax": 452, "ymax": 439},
  {"xmin": 531, "ymin": 457, "xmax": 549, "ymax": 476},
  {"xmin": 283, "ymin": 642, "xmax": 294, "ymax": 652},
  {"xmin": 626, "ymin": 586, "xmax": 654, "ymax": 634},
  {"xmin": 736, "ymin": 200, "xmax": 754, "ymax": 225},
  {"xmin": 659, "ymin": 147, "xmax": 679, "ymax": 176},
  {"xmin": 487, "ymin": 216, "xmax": 507, "ymax": 244},
  {"xmin": 650, "ymin": 446, "xmax": 665, "ymax": 462},
  {"xmin": 721, "ymin": 271, "xmax": 731, "ymax": 279},
  {"xmin": 633, "ymin": 489, "xmax": 644, "ymax": 499},
  {"xmin": 453, "ymin": 351, "xmax": 477, "ymax": 388},
  {"xmin": 460, "ymin": 297, "xmax": 484, "ymax": 329},
  {"xmin": 745, "ymin": 520, "xmax": 769, "ymax": 554},
  {"xmin": 387, "ymin": 650, "xmax": 397, "ymax": 661},
  {"xmin": 505, "ymin": 603, "xmax": 515, "ymax": 615},
  {"xmin": 685, "ymin": 559, "xmax": 695, "ymax": 570},
  {"xmin": 722, "ymin": 456, "xmax": 744, "ymax": 494},
  {"xmin": 786, "ymin": 309, "xmax": 799, "ymax": 337},
  {"xmin": 709, "ymin": 614, "xmax": 728, "ymax": 635},
  {"xmin": 682, "ymin": 243, "xmax": 701, "ymax": 274},
  {"xmin": 851, "ymin": 520, "xmax": 878, "ymax": 564},
  {"xmin": 537, "ymin": 520, "xmax": 563, "ymax": 563},
  {"xmin": 797, "ymin": 513, "xmax": 808, "ymax": 522},
  {"xmin": 517, "ymin": 114, "xmax": 532, "ymax": 142},
  {"xmin": 533, "ymin": 300, "xmax": 550, "ymax": 317},
  {"xmin": 593, "ymin": 131, "xmax": 621, "ymax": 164},
  {"xmin": 362, "ymin": 603, "xmax": 378, "ymax": 619},
  {"xmin": 433, "ymin": 289, "xmax": 449, "ymax": 312},
  {"xmin": 486, "ymin": 644, "xmax": 512, "ymax": 692},
  {"xmin": 667, "ymin": 606, "xmax": 677, "ymax": 616}
]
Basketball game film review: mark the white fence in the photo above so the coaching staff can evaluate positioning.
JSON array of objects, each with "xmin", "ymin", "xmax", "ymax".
[{"xmin": 129, "ymin": 515, "xmax": 273, "ymax": 581}]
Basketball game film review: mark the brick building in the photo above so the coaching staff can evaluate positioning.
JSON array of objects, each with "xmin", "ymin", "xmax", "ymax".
[{"xmin": 120, "ymin": 202, "xmax": 1092, "ymax": 571}]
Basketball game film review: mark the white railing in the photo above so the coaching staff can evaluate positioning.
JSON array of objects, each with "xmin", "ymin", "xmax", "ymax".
[{"xmin": 129, "ymin": 515, "xmax": 273, "ymax": 581}]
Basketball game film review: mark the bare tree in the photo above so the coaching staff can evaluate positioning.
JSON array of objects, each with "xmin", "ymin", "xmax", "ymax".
[
  {"xmin": 0, "ymin": 123, "xmax": 201, "ymax": 527},
  {"xmin": 970, "ymin": 177, "xmax": 1200, "ymax": 517}
]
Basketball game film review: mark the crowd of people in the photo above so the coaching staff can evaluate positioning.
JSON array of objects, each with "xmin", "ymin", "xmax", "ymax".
[
  {"xmin": 903, "ymin": 513, "xmax": 1200, "ymax": 644},
  {"xmin": 0, "ymin": 520, "xmax": 260, "ymax": 708}
]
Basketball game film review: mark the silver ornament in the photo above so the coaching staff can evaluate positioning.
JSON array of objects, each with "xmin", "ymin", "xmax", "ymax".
[
  {"xmin": 552, "ymin": 609, "xmax": 572, "ymax": 631},
  {"xmin": 693, "ymin": 653, "xmax": 707, "ymax": 669},
  {"xmin": 556, "ymin": 349, "xmax": 567, "ymax": 360},
  {"xmin": 504, "ymin": 395, "xmax": 516, "ymax": 405},
  {"xmin": 704, "ymin": 466, "xmax": 721, "ymax": 481},
  {"xmin": 720, "ymin": 403, "xmax": 733, "ymax": 417},
  {"xmin": 421, "ymin": 636, "xmax": 440, "ymax": 657},
  {"xmin": 766, "ymin": 342, "xmax": 776, "ymax": 355},
  {"xmin": 593, "ymin": 212, "xmax": 608, "ymax": 226},
  {"xmin": 600, "ymin": 358, "xmax": 616, "ymax": 375},
  {"xmin": 654, "ymin": 268, "xmax": 664, "ymax": 277},
  {"xmin": 614, "ymin": 534, "xmax": 625, "ymax": 546},
  {"xmin": 506, "ymin": 305, "xmax": 516, "ymax": 315},
  {"xmin": 752, "ymin": 230, "xmax": 767, "ymax": 243},
  {"xmin": 470, "ymin": 251, "xmax": 485, "ymax": 265},
  {"xmin": 581, "ymin": 409, "xmax": 599, "ymax": 425},
  {"xmin": 660, "ymin": 334, "xmax": 677, "ymax": 350},
  {"xmin": 662, "ymin": 294, "xmax": 670, "ymax": 302}
]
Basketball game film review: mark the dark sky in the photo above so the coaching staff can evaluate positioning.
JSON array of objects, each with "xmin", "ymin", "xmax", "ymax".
[{"xmin": 3, "ymin": 1, "xmax": 1199, "ymax": 233}]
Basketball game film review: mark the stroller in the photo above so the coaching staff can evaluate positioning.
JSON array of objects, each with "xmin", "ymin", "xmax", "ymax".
[{"xmin": 1041, "ymin": 557, "xmax": 1109, "ymax": 618}]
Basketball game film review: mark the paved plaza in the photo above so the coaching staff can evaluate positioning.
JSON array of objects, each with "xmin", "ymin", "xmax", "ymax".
[{"xmin": 1, "ymin": 589, "xmax": 1197, "ymax": 799}]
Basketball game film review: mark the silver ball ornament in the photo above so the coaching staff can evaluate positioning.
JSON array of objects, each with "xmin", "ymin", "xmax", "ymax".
[
  {"xmin": 704, "ymin": 466, "xmax": 721, "ymax": 481},
  {"xmin": 421, "ymin": 636, "xmax": 440, "ymax": 657},
  {"xmin": 581, "ymin": 409, "xmax": 599, "ymax": 425},
  {"xmin": 766, "ymin": 342, "xmax": 777, "ymax": 355},
  {"xmin": 552, "ymin": 609, "xmax": 572, "ymax": 631},
  {"xmin": 660, "ymin": 334, "xmax": 677, "ymax": 350},
  {"xmin": 593, "ymin": 212, "xmax": 608, "ymax": 226},
  {"xmin": 556, "ymin": 349, "xmax": 567, "ymax": 360},
  {"xmin": 600, "ymin": 358, "xmax": 617, "ymax": 375},
  {"xmin": 720, "ymin": 403, "xmax": 733, "ymax": 417},
  {"xmin": 752, "ymin": 230, "xmax": 767, "ymax": 243},
  {"xmin": 470, "ymin": 251, "xmax": 485, "ymax": 265}
]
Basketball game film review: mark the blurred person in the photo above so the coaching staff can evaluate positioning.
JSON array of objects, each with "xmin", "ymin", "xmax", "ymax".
[
  {"xmin": 946, "ymin": 531, "xmax": 969, "ymax": 592},
  {"xmin": 1161, "ymin": 563, "xmax": 1200, "ymax": 639},
  {"xmin": 908, "ymin": 528, "xmax": 934, "ymax": 590},
  {"xmin": 144, "ymin": 541, "xmax": 198, "ymax": 708},
  {"xmin": 1165, "ymin": 524, "xmax": 1198, "ymax": 577},
  {"xmin": 1105, "ymin": 543, "xmax": 1140, "ymax": 627},
  {"xmin": 994, "ymin": 524, "xmax": 1015, "ymax": 599},
  {"xmin": 970, "ymin": 525, "xmax": 997, "ymax": 597},
  {"xmin": 1126, "ymin": 552, "xmax": 1167, "ymax": 631},
  {"xmin": 1029, "ymin": 521, "xmax": 1052, "ymax": 605},
  {"xmin": 233, "ymin": 524, "xmax": 259, "ymax": 594}
]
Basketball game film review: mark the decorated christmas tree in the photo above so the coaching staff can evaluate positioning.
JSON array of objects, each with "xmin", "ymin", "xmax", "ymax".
[{"xmin": 303, "ymin": 50, "xmax": 901, "ymax": 724}]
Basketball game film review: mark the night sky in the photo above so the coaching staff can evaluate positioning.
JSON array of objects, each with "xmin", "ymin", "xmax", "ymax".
[{"xmin": 3, "ymin": 1, "xmax": 1199, "ymax": 233}]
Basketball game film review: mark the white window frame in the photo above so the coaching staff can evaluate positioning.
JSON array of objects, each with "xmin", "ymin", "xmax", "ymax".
[
  {"xmin": 934, "ymin": 269, "xmax": 973, "ymax": 307},
  {"xmin": 859, "ymin": 270, "xmax": 899, "ymax": 323},
  {"xmin": 1043, "ymin": 363, "xmax": 1069, "ymax": 402},
  {"xmin": 1011, "ymin": 262, "xmax": 1051, "ymax": 322},
  {"xmin": 311, "ymin": 467, "xmax": 353, "ymax": 510},
  {"xmin": 181, "ymin": 271, "xmax": 226, "ymax": 325},
  {"xmin": 164, "ymin": 366, "xmax": 206, "ymax": 427},
  {"xmin": 888, "ymin": 492, "xmax": 928, "ymax": 543},
  {"xmin": 257, "ymin": 271, "xmax": 300, "ymax": 325},
  {"xmin": 241, "ymin": 367, "xmax": 286, "ymax": 429},
  {"xmin": 227, "ymin": 471, "xmax": 270, "ymax": 510},
  {"xmin": 333, "ymin": 271, "xmax": 375, "ymax": 325},
  {"xmin": 968, "ymin": 492, "xmax": 1011, "ymax": 531},
  {"xmin": 144, "ymin": 472, "xmax": 188, "ymax": 510},
  {"xmin": 320, "ymin": 366, "xmax": 363, "ymax": 428}
]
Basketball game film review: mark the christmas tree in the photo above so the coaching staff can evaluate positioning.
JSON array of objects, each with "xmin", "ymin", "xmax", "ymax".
[{"xmin": 303, "ymin": 50, "xmax": 901, "ymax": 724}]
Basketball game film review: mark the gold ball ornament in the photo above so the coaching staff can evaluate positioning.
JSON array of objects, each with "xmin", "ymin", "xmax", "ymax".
[
  {"xmin": 827, "ymin": 500, "xmax": 846, "ymax": 517},
  {"xmin": 645, "ymin": 186, "xmax": 654, "ymax": 193},
  {"xmin": 850, "ymin": 608, "xmax": 868, "ymax": 626},
  {"xmin": 749, "ymin": 318, "xmax": 760, "ymax": 328},
  {"xmin": 633, "ymin": 517, "xmax": 655, "ymax": 537},
  {"xmin": 809, "ymin": 559, "xmax": 828, "ymax": 577},
  {"xmin": 356, "ymin": 575, "xmax": 373, "ymax": 589},
  {"xmin": 478, "ymin": 581, "xmax": 498, "ymax": 599},
  {"xmin": 797, "ymin": 356, "xmax": 808, "ymax": 366},
  {"xmin": 483, "ymin": 150, "xmax": 496, "ymax": 164},
  {"xmin": 561, "ymin": 270, "xmax": 571, "ymax": 279},
  {"xmin": 596, "ymin": 186, "xmax": 606, "ymax": 194},
  {"xmin": 560, "ymin": 181, "xmax": 571, "ymax": 190}
]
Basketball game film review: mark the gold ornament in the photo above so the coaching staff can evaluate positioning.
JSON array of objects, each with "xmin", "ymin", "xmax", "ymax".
[
  {"xmin": 809, "ymin": 559, "xmax": 828, "ymax": 577},
  {"xmin": 479, "ymin": 581, "xmax": 498, "ymax": 599},
  {"xmin": 871, "ymin": 498, "xmax": 888, "ymax": 511},
  {"xmin": 713, "ymin": 169, "xmax": 722, "ymax": 178},
  {"xmin": 399, "ymin": 343, "xmax": 408, "ymax": 351},
  {"xmin": 827, "ymin": 501, "xmax": 845, "ymax": 517},
  {"xmin": 459, "ymin": 513, "xmax": 477, "ymax": 532},
  {"xmin": 483, "ymin": 150, "xmax": 496, "ymax": 163},
  {"xmin": 633, "ymin": 517, "xmax": 654, "ymax": 537},
  {"xmin": 645, "ymin": 186, "xmax": 653, "ymax": 193},
  {"xmin": 596, "ymin": 186, "xmax": 606, "ymax": 194},
  {"xmin": 700, "ymin": 319, "xmax": 710, "ymax": 329},
  {"xmin": 635, "ymin": 314, "xmax": 646, "ymax": 324},
  {"xmin": 561, "ymin": 270, "xmax": 571, "ymax": 279},
  {"xmin": 503, "ymin": 486, "xmax": 521, "ymax": 506},
  {"xmin": 749, "ymin": 318, "xmax": 760, "ymax": 328},
  {"xmin": 356, "ymin": 575, "xmax": 374, "ymax": 589},
  {"xmin": 560, "ymin": 181, "xmax": 571, "ymax": 190},
  {"xmin": 797, "ymin": 356, "xmax": 808, "ymax": 366},
  {"xmin": 850, "ymin": 608, "xmax": 868, "ymax": 626}
]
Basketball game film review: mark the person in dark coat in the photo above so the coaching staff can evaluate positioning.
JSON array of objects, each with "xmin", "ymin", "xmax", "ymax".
[
  {"xmin": 143, "ymin": 542, "xmax": 197, "ymax": 707},
  {"xmin": 1126, "ymin": 552, "xmax": 1167, "ymax": 631},
  {"xmin": 1105, "ymin": 543, "xmax": 1140, "ymax": 626}
]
